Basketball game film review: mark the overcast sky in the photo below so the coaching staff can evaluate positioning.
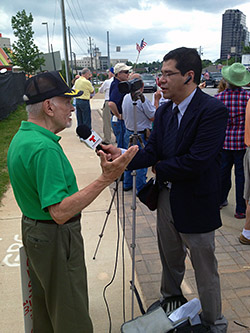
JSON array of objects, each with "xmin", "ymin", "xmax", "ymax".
[{"xmin": 1, "ymin": 0, "xmax": 250, "ymax": 64}]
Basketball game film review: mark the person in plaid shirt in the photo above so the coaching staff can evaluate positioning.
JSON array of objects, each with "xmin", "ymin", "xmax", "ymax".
[{"xmin": 215, "ymin": 63, "xmax": 250, "ymax": 219}]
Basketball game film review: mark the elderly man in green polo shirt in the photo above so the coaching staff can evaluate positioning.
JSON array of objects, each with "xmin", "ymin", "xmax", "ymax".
[{"xmin": 7, "ymin": 71, "xmax": 138, "ymax": 333}]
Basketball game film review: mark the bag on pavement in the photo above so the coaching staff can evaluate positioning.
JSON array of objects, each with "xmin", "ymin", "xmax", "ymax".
[{"xmin": 121, "ymin": 298, "xmax": 210, "ymax": 333}]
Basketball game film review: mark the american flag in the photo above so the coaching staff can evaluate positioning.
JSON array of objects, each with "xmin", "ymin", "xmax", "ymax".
[{"xmin": 136, "ymin": 39, "xmax": 147, "ymax": 53}]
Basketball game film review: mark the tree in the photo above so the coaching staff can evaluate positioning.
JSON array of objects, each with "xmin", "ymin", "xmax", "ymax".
[
  {"xmin": 243, "ymin": 43, "xmax": 250, "ymax": 54},
  {"xmin": 11, "ymin": 10, "xmax": 44, "ymax": 74},
  {"xmin": 201, "ymin": 59, "xmax": 212, "ymax": 69}
]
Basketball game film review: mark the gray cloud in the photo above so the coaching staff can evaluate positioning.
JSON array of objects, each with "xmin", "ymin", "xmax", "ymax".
[
  {"xmin": 164, "ymin": 0, "xmax": 250, "ymax": 12},
  {"xmin": 1, "ymin": 1, "xmax": 249, "ymax": 62}
]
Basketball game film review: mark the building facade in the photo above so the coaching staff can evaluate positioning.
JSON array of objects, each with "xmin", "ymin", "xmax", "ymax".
[
  {"xmin": 220, "ymin": 9, "xmax": 249, "ymax": 60},
  {"xmin": 0, "ymin": 34, "xmax": 11, "ymax": 49},
  {"xmin": 76, "ymin": 54, "xmax": 128, "ymax": 71}
]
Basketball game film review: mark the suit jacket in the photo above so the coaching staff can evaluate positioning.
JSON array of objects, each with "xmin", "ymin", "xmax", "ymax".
[{"xmin": 129, "ymin": 88, "xmax": 228, "ymax": 233}]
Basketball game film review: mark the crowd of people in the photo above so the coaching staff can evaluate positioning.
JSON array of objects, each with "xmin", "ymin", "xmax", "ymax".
[{"xmin": 7, "ymin": 47, "xmax": 250, "ymax": 332}]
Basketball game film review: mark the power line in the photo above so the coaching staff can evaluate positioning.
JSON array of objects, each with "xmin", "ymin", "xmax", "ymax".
[
  {"xmin": 65, "ymin": 0, "xmax": 93, "ymax": 57},
  {"xmin": 70, "ymin": 30, "xmax": 89, "ymax": 55},
  {"xmin": 76, "ymin": 0, "xmax": 92, "ymax": 37},
  {"xmin": 65, "ymin": 0, "xmax": 89, "ymax": 39}
]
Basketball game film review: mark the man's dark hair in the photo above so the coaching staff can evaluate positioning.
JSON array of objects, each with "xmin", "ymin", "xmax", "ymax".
[{"xmin": 163, "ymin": 47, "xmax": 202, "ymax": 85}]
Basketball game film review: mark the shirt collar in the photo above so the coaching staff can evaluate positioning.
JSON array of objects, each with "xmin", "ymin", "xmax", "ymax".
[
  {"xmin": 173, "ymin": 88, "xmax": 197, "ymax": 117},
  {"xmin": 20, "ymin": 121, "xmax": 61, "ymax": 143}
]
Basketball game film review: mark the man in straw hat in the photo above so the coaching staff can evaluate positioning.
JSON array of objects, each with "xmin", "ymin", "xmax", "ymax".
[
  {"xmin": 7, "ymin": 71, "xmax": 138, "ymax": 332},
  {"xmin": 215, "ymin": 63, "xmax": 250, "ymax": 219}
]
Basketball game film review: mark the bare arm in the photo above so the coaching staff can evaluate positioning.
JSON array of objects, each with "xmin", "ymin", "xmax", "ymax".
[
  {"xmin": 153, "ymin": 90, "xmax": 162, "ymax": 109},
  {"xmin": 48, "ymin": 146, "xmax": 138, "ymax": 224},
  {"xmin": 108, "ymin": 101, "xmax": 122, "ymax": 119}
]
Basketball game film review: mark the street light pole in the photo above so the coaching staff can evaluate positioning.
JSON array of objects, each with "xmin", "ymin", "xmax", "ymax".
[
  {"xmin": 42, "ymin": 22, "xmax": 50, "ymax": 53},
  {"xmin": 60, "ymin": 0, "xmax": 71, "ymax": 85}
]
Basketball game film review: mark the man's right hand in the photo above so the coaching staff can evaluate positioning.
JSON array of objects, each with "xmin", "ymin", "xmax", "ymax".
[
  {"xmin": 99, "ymin": 144, "xmax": 122, "ymax": 161},
  {"xmin": 98, "ymin": 145, "xmax": 139, "ymax": 184}
]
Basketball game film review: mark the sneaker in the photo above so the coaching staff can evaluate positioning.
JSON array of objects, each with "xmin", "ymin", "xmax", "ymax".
[
  {"xmin": 80, "ymin": 138, "xmax": 84, "ymax": 142},
  {"xmin": 219, "ymin": 200, "xmax": 228, "ymax": 209},
  {"xmin": 234, "ymin": 212, "xmax": 246, "ymax": 219},
  {"xmin": 239, "ymin": 234, "xmax": 250, "ymax": 245}
]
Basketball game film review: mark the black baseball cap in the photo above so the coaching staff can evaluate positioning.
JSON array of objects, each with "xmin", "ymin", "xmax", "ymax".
[{"xmin": 23, "ymin": 71, "xmax": 83, "ymax": 105}]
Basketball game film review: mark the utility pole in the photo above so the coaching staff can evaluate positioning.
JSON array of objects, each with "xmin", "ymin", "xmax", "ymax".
[
  {"xmin": 68, "ymin": 26, "xmax": 74, "ymax": 81},
  {"xmin": 72, "ymin": 52, "xmax": 77, "ymax": 74},
  {"xmin": 60, "ymin": 0, "xmax": 70, "ymax": 85},
  {"xmin": 198, "ymin": 46, "xmax": 203, "ymax": 57},
  {"xmin": 88, "ymin": 37, "xmax": 93, "ymax": 70},
  {"xmin": 93, "ymin": 45, "xmax": 98, "ymax": 70},
  {"xmin": 42, "ymin": 22, "xmax": 50, "ymax": 53},
  {"xmin": 107, "ymin": 31, "xmax": 110, "ymax": 69}
]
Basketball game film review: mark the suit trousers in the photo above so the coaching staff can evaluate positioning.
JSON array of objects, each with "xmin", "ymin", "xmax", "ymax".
[
  {"xmin": 157, "ymin": 188, "xmax": 227, "ymax": 332},
  {"xmin": 22, "ymin": 216, "xmax": 93, "ymax": 333}
]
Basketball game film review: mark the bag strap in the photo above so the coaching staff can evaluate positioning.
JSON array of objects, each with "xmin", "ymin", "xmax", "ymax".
[{"xmin": 130, "ymin": 280, "xmax": 146, "ymax": 315}]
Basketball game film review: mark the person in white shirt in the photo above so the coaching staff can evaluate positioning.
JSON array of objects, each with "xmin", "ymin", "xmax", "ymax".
[
  {"xmin": 98, "ymin": 67, "xmax": 114, "ymax": 144},
  {"xmin": 122, "ymin": 73, "xmax": 156, "ymax": 192}
]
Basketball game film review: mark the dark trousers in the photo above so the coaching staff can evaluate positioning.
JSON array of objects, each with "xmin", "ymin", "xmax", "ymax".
[
  {"xmin": 220, "ymin": 149, "xmax": 246, "ymax": 214},
  {"xmin": 123, "ymin": 129, "xmax": 147, "ymax": 192},
  {"xmin": 76, "ymin": 99, "xmax": 91, "ymax": 130},
  {"xmin": 111, "ymin": 118, "xmax": 126, "ymax": 148},
  {"xmin": 22, "ymin": 217, "xmax": 93, "ymax": 333}
]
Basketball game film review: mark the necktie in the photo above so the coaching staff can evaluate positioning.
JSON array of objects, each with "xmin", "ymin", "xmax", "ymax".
[{"xmin": 165, "ymin": 106, "xmax": 179, "ymax": 157}]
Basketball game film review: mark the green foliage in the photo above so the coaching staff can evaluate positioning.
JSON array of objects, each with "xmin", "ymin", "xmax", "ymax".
[
  {"xmin": 11, "ymin": 9, "xmax": 45, "ymax": 74},
  {"xmin": 126, "ymin": 60, "xmax": 162, "ymax": 73},
  {"xmin": 201, "ymin": 59, "xmax": 212, "ymax": 69},
  {"xmin": 243, "ymin": 43, "xmax": 250, "ymax": 54},
  {"xmin": 0, "ymin": 104, "xmax": 27, "ymax": 203},
  {"xmin": 215, "ymin": 58, "xmax": 237, "ymax": 66}
]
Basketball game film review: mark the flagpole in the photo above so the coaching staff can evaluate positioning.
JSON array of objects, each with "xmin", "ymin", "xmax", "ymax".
[{"xmin": 133, "ymin": 51, "xmax": 140, "ymax": 71}]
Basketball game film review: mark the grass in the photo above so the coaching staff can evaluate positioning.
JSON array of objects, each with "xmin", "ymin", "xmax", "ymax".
[{"xmin": 0, "ymin": 104, "xmax": 27, "ymax": 203}]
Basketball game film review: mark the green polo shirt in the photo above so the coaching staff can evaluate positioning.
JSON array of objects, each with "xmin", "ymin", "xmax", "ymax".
[{"xmin": 7, "ymin": 121, "xmax": 78, "ymax": 220}]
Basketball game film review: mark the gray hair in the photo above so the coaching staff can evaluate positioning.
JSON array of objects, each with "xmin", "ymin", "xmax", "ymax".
[
  {"xmin": 26, "ymin": 102, "xmax": 43, "ymax": 116},
  {"xmin": 81, "ymin": 68, "xmax": 90, "ymax": 75}
]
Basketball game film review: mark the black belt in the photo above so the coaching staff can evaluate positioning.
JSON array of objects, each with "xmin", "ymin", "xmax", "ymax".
[
  {"xmin": 127, "ymin": 129, "xmax": 145, "ymax": 134},
  {"xmin": 23, "ymin": 213, "xmax": 81, "ymax": 225}
]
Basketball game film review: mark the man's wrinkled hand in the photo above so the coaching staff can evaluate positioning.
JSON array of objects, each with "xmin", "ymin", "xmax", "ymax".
[
  {"xmin": 98, "ymin": 145, "xmax": 139, "ymax": 183},
  {"xmin": 98, "ymin": 144, "xmax": 122, "ymax": 161}
]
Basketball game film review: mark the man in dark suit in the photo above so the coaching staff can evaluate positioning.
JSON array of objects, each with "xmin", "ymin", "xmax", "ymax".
[{"xmin": 102, "ymin": 47, "xmax": 228, "ymax": 332}]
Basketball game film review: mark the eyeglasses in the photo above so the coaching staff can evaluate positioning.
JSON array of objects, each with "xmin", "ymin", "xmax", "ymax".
[
  {"xmin": 120, "ymin": 70, "xmax": 129, "ymax": 74},
  {"xmin": 158, "ymin": 71, "xmax": 180, "ymax": 79}
]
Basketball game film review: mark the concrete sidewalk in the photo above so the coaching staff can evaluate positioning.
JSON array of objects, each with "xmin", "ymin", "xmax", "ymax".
[
  {"xmin": 0, "ymin": 98, "xmax": 140, "ymax": 332},
  {"xmin": 1, "ymin": 92, "xmax": 250, "ymax": 333}
]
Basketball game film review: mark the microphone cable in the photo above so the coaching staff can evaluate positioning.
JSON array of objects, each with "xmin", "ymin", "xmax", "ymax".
[
  {"xmin": 102, "ymin": 180, "xmax": 122, "ymax": 333},
  {"xmin": 121, "ymin": 183, "xmax": 126, "ymax": 323}
]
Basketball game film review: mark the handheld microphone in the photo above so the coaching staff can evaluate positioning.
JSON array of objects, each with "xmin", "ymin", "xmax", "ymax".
[
  {"xmin": 184, "ymin": 76, "xmax": 192, "ymax": 85},
  {"xmin": 76, "ymin": 125, "xmax": 103, "ymax": 151}
]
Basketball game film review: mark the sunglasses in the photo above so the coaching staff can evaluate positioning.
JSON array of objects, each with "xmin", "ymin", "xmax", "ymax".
[{"xmin": 120, "ymin": 70, "xmax": 129, "ymax": 74}]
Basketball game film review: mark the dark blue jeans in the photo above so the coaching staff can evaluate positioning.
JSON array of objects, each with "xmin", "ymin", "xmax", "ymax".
[
  {"xmin": 111, "ymin": 118, "xmax": 126, "ymax": 148},
  {"xmin": 220, "ymin": 149, "xmax": 246, "ymax": 214},
  {"xmin": 123, "ymin": 129, "xmax": 147, "ymax": 192},
  {"xmin": 76, "ymin": 99, "xmax": 91, "ymax": 130}
]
